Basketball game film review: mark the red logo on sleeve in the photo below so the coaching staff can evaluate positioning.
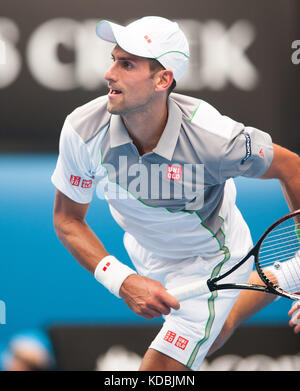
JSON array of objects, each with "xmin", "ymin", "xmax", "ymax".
[
  {"xmin": 81, "ymin": 179, "xmax": 93, "ymax": 189},
  {"xmin": 166, "ymin": 165, "xmax": 182, "ymax": 181},
  {"xmin": 175, "ymin": 336, "xmax": 189, "ymax": 350},
  {"xmin": 70, "ymin": 175, "xmax": 81, "ymax": 186},
  {"xmin": 144, "ymin": 35, "xmax": 152, "ymax": 44},
  {"xmin": 164, "ymin": 330, "xmax": 176, "ymax": 343}
]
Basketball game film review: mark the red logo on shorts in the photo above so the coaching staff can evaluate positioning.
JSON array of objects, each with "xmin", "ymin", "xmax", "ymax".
[
  {"xmin": 102, "ymin": 262, "xmax": 111, "ymax": 272},
  {"xmin": 175, "ymin": 336, "xmax": 189, "ymax": 350},
  {"xmin": 81, "ymin": 179, "xmax": 93, "ymax": 189},
  {"xmin": 70, "ymin": 175, "xmax": 81, "ymax": 186},
  {"xmin": 164, "ymin": 330, "xmax": 176, "ymax": 343},
  {"xmin": 166, "ymin": 165, "xmax": 182, "ymax": 181},
  {"xmin": 144, "ymin": 35, "xmax": 152, "ymax": 44}
]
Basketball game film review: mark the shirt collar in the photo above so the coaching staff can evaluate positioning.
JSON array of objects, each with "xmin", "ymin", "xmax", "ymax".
[
  {"xmin": 152, "ymin": 98, "xmax": 182, "ymax": 161},
  {"xmin": 109, "ymin": 97, "xmax": 182, "ymax": 161},
  {"xmin": 109, "ymin": 114, "xmax": 132, "ymax": 148}
]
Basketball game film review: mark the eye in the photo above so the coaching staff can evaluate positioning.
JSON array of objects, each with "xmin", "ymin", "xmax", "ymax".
[{"xmin": 121, "ymin": 61, "xmax": 133, "ymax": 70}]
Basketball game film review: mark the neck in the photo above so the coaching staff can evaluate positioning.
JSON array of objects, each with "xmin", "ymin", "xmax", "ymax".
[{"xmin": 121, "ymin": 97, "xmax": 168, "ymax": 156}]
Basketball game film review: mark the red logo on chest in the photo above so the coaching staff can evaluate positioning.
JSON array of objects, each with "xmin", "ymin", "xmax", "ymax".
[{"xmin": 166, "ymin": 165, "xmax": 182, "ymax": 181}]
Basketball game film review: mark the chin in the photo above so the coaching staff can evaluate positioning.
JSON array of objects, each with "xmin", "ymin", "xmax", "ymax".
[
  {"xmin": 106, "ymin": 103, "xmax": 121, "ymax": 115},
  {"xmin": 107, "ymin": 103, "xmax": 129, "ymax": 116}
]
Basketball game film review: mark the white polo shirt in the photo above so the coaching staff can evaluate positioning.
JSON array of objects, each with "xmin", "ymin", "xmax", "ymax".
[{"xmin": 51, "ymin": 93, "xmax": 273, "ymax": 261}]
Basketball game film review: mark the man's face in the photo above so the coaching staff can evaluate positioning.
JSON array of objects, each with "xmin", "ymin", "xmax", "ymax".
[{"xmin": 104, "ymin": 45, "xmax": 157, "ymax": 115}]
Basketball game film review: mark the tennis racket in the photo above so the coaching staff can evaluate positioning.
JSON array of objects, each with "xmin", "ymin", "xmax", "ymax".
[{"xmin": 168, "ymin": 209, "xmax": 300, "ymax": 302}]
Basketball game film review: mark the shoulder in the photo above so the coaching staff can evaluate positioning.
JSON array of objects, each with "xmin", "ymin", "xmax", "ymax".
[
  {"xmin": 67, "ymin": 95, "xmax": 111, "ymax": 143},
  {"xmin": 170, "ymin": 92, "xmax": 238, "ymax": 140}
]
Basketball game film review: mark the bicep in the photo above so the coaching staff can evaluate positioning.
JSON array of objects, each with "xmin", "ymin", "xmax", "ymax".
[
  {"xmin": 53, "ymin": 189, "xmax": 90, "ymax": 224},
  {"xmin": 261, "ymin": 143, "xmax": 300, "ymax": 181}
]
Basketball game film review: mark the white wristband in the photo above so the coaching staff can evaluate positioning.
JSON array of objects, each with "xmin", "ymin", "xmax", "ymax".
[
  {"xmin": 94, "ymin": 255, "xmax": 137, "ymax": 298},
  {"xmin": 265, "ymin": 255, "xmax": 300, "ymax": 293}
]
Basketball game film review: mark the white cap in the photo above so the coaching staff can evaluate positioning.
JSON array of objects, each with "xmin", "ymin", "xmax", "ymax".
[{"xmin": 96, "ymin": 16, "xmax": 190, "ymax": 82}]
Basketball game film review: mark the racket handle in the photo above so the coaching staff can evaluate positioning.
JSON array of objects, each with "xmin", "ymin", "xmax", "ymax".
[{"xmin": 167, "ymin": 279, "xmax": 210, "ymax": 301}]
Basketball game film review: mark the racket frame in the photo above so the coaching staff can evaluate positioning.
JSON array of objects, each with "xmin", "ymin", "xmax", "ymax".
[{"xmin": 207, "ymin": 209, "xmax": 300, "ymax": 301}]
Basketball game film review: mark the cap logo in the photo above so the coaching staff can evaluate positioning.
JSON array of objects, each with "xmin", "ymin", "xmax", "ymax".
[
  {"xmin": 259, "ymin": 148, "xmax": 264, "ymax": 158},
  {"xmin": 144, "ymin": 35, "xmax": 152, "ymax": 44}
]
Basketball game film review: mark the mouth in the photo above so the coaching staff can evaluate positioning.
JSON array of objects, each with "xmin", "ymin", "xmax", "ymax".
[{"xmin": 109, "ymin": 88, "xmax": 122, "ymax": 96}]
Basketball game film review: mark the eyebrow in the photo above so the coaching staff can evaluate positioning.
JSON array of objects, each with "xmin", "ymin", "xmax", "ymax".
[{"xmin": 111, "ymin": 53, "xmax": 137, "ymax": 62}]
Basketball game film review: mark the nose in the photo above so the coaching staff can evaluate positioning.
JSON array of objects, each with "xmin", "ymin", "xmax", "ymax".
[{"xmin": 104, "ymin": 62, "xmax": 118, "ymax": 83}]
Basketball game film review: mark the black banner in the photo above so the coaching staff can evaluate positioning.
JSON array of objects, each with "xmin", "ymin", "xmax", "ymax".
[
  {"xmin": 0, "ymin": 0, "xmax": 299, "ymax": 151},
  {"xmin": 48, "ymin": 325, "xmax": 300, "ymax": 371}
]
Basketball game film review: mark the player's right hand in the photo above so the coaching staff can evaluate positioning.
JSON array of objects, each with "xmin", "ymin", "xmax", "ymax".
[
  {"xmin": 288, "ymin": 300, "xmax": 300, "ymax": 333},
  {"xmin": 119, "ymin": 274, "xmax": 180, "ymax": 320}
]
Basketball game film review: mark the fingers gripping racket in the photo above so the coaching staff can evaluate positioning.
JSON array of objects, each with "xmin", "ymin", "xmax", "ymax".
[{"xmin": 168, "ymin": 210, "xmax": 300, "ymax": 302}]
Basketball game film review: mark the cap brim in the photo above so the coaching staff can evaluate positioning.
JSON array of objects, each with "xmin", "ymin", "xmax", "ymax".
[{"xmin": 96, "ymin": 20, "xmax": 123, "ymax": 44}]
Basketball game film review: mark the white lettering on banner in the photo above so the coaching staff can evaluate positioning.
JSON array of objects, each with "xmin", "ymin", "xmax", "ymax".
[
  {"xmin": 96, "ymin": 345, "xmax": 142, "ymax": 371},
  {"xmin": 177, "ymin": 19, "xmax": 258, "ymax": 90},
  {"xmin": 26, "ymin": 18, "xmax": 81, "ymax": 90},
  {"xmin": 0, "ymin": 18, "xmax": 22, "ymax": 88},
  {"xmin": 0, "ymin": 17, "xmax": 258, "ymax": 91},
  {"xmin": 95, "ymin": 345, "xmax": 300, "ymax": 371},
  {"xmin": 291, "ymin": 40, "xmax": 300, "ymax": 65},
  {"xmin": 0, "ymin": 300, "xmax": 6, "ymax": 325},
  {"xmin": 201, "ymin": 354, "xmax": 300, "ymax": 371},
  {"xmin": 0, "ymin": 39, "xmax": 5, "ymax": 64},
  {"xmin": 75, "ymin": 20, "xmax": 113, "ymax": 90},
  {"xmin": 26, "ymin": 18, "xmax": 113, "ymax": 90}
]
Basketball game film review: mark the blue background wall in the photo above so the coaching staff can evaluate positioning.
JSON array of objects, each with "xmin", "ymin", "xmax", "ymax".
[{"xmin": 0, "ymin": 153, "xmax": 293, "ymax": 345}]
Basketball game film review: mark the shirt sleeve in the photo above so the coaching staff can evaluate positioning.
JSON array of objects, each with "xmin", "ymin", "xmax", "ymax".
[
  {"xmin": 218, "ymin": 124, "xmax": 274, "ymax": 182},
  {"xmin": 51, "ymin": 116, "xmax": 96, "ymax": 204}
]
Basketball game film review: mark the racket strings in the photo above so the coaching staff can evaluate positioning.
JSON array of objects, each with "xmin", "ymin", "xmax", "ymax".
[
  {"xmin": 259, "ymin": 242, "xmax": 299, "ymax": 262},
  {"xmin": 260, "ymin": 223, "xmax": 300, "ymax": 245},
  {"xmin": 260, "ymin": 229, "xmax": 300, "ymax": 249},
  {"xmin": 258, "ymin": 218, "xmax": 300, "ymax": 294}
]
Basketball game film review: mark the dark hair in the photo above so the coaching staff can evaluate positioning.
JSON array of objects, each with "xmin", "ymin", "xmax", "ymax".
[{"xmin": 148, "ymin": 59, "xmax": 176, "ymax": 95}]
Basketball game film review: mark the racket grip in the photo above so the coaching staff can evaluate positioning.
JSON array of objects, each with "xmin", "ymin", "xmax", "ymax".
[{"xmin": 167, "ymin": 279, "xmax": 210, "ymax": 301}]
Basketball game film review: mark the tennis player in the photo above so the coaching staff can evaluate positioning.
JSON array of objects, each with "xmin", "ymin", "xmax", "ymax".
[{"xmin": 51, "ymin": 16, "xmax": 300, "ymax": 371}]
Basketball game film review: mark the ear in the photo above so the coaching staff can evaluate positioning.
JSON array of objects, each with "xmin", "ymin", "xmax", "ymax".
[{"xmin": 154, "ymin": 70, "xmax": 174, "ymax": 92}]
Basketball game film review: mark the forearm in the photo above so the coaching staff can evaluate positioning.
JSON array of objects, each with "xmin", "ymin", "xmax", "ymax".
[
  {"xmin": 227, "ymin": 272, "xmax": 276, "ymax": 327},
  {"xmin": 280, "ymin": 177, "xmax": 300, "ymax": 213},
  {"xmin": 54, "ymin": 217, "xmax": 109, "ymax": 274}
]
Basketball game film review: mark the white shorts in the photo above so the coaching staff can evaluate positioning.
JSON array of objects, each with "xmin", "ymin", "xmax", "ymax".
[{"xmin": 123, "ymin": 207, "xmax": 254, "ymax": 371}]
